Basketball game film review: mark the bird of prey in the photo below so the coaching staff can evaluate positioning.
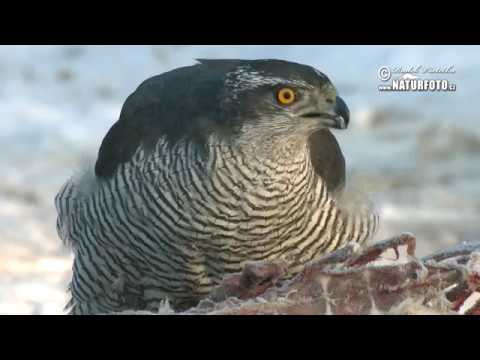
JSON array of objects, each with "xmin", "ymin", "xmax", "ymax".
[{"xmin": 55, "ymin": 59, "xmax": 379, "ymax": 314}]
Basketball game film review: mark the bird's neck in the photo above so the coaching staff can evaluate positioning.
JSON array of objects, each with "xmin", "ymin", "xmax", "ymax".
[
  {"xmin": 212, "ymin": 133, "xmax": 311, "ymax": 168},
  {"xmin": 207, "ymin": 134, "xmax": 319, "ymax": 195}
]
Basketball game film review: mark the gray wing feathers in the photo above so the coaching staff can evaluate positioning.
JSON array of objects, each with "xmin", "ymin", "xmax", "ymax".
[{"xmin": 308, "ymin": 129, "xmax": 346, "ymax": 195}]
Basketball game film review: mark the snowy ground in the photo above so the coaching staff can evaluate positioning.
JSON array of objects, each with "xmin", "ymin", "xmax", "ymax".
[{"xmin": 1, "ymin": 45, "xmax": 479, "ymax": 314}]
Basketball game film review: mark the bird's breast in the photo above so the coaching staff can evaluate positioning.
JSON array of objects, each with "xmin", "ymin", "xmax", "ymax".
[{"xmin": 148, "ymin": 156, "xmax": 318, "ymax": 246}]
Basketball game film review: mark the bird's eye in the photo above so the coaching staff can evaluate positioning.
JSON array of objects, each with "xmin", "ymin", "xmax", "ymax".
[{"xmin": 277, "ymin": 87, "xmax": 296, "ymax": 105}]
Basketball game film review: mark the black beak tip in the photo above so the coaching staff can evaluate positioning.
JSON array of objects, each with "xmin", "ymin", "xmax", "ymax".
[{"xmin": 335, "ymin": 96, "xmax": 350, "ymax": 129}]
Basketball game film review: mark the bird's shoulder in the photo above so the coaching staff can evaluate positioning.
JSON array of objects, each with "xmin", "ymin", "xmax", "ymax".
[
  {"xmin": 94, "ymin": 63, "xmax": 232, "ymax": 179},
  {"xmin": 308, "ymin": 129, "xmax": 345, "ymax": 195}
]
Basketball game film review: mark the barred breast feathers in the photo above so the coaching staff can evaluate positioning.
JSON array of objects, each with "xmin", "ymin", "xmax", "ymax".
[
  {"xmin": 55, "ymin": 163, "xmax": 97, "ymax": 250},
  {"xmin": 55, "ymin": 132, "xmax": 379, "ymax": 314},
  {"xmin": 56, "ymin": 133, "xmax": 378, "ymax": 264}
]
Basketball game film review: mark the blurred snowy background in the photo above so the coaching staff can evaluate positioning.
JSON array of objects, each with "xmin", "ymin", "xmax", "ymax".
[{"xmin": 1, "ymin": 45, "xmax": 479, "ymax": 314}]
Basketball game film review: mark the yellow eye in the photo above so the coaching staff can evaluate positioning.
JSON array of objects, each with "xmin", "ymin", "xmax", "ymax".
[{"xmin": 277, "ymin": 87, "xmax": 296, "ymax": 105}]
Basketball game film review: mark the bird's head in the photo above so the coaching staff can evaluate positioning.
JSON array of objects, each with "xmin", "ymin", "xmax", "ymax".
[
  {"xmin": 95, "ymin": 59, "xmax": 350, "ymax": 177},
  {"xmin": 212, "ymin": 59, "xmax": 349, "ymax": 139}
]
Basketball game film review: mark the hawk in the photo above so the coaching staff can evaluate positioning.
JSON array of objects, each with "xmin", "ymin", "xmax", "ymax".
[{"xmin": 55, "ymin": 59, "xmax": 379, "ymax": 314}]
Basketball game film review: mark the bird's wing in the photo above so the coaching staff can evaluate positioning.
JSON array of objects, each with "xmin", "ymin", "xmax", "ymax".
[
  {"xmin": 308, "ymin": 129, "xmax": 346, "ymax": 195},
  {"xmin": 94, "ymin": 63, "xmax": 229, "ymax": 179}
]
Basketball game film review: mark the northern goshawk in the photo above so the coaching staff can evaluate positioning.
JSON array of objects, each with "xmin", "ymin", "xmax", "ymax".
[{"xmin": 55, "ymin": 59, "xmax": 379, "ymax": 314}]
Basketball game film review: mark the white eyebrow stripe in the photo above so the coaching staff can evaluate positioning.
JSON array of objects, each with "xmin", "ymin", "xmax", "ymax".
[
  {"xmin": 224, "ymin": 65, "xmax": 314, "ymax": 99},
  {"xmin": 313, "ymin": 68, "xmax": 327, "ymax": 79}
]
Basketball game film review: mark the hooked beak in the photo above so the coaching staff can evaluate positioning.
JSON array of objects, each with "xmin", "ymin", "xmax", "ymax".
[
  {"xmin": 332, "ymin": 96, "xmax": 349, "ymax": 129},
  {"xmin": 300, "ymin": 96, "xmax": 350, "ymax": 130}
]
